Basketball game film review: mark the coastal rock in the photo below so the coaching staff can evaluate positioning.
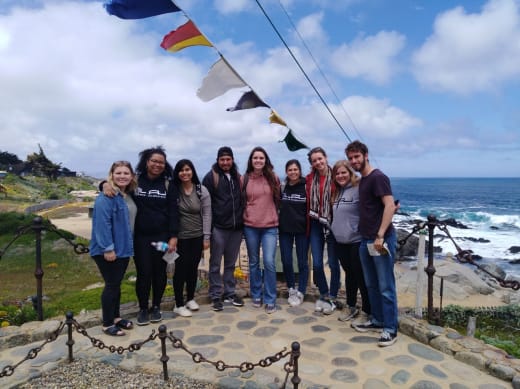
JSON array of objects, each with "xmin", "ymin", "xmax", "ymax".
[
  {"xmin": 509, "ymin": 246, "xmax": 520, "ymax": 254},
  {"xmin": 396, "ymin": 260, "xmax": 496, "ymax": 302}
]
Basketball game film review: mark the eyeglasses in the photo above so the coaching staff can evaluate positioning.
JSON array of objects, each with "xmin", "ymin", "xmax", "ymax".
[{"xmin": 149, "ymin": 159, "xmax": 165, "ymax": 165}]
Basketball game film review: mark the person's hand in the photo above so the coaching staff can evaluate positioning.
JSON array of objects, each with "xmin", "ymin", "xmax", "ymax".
[
  {"xmin": 203, "ymin": 240, "xmax": 210, "ymax": 250},
  {"xmin": 374, "ymin": 236, "xmax": 384, "ymax": 252},
  {"xmin": 102, "ymin": 182, "xmax": 117, "ymax": 197},
  {"xmin": 167, "ymin": 237, "xmax": 178, "ymax": 253},
  {"xmin": 104, "ymin": 250, "xmax": 116, "ymax": 261}
]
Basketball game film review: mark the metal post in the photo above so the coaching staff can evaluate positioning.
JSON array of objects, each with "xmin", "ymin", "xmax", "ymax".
[
  {"xmin": 65, "ymin": 311, "xmax": 75, "ymax": 362},
  {"xmin": 158, "ymin": 325, "xmax": 169, "ymax": 381},
  {"xmin": 425, "ymin": 215, "xmax": 437, "ymax": 323},
  {"xmin": 290, "ymin": 342, "xmax": 301, "ymax": 389},
  {"xmin": 32, "ymin": 216, "xmax": 44, "ymax": 321}
]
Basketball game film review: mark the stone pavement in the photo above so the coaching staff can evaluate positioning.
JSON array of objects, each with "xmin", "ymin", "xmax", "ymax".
[{"xmin": 0, "ymin": 298, "xmax": 515, "ymax": 389}]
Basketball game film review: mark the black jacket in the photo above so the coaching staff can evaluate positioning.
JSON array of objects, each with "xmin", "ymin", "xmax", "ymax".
[
  {"xmin": 202, "ymin": 167, "xmax": 243, "ymax": 230},
  {"xmin": 278, "ymin": 178, "xmax": 307, "ymax": 234},
  {"xmin": 133, "ymin": 174, "xmax": 179, "ymax": 240}
]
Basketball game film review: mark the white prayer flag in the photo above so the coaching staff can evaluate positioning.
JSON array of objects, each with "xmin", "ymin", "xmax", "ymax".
[{"xmin": 197, "ymin": 57, "xmax": 247, "ymax": 102}]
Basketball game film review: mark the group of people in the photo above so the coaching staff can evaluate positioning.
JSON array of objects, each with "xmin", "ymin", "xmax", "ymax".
[{"xmin": 89, "ymin": 140, "xmax": 399, "ymax": 347}]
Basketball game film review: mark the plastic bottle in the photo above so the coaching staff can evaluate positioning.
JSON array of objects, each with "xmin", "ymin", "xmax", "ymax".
[{"xmin": 151, "ymin": 241, "xmax": 168, "ymax": 252}]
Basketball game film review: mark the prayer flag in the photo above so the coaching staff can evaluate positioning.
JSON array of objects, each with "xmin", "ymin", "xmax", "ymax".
[
  {"xmin": 227, "ymin": 91, "xmax": 270, "ymax": 111},
  {"xmin": 269, "ymin": 109, "xmax": 287, "ymax": 127},
  {"xmin": 161, "ymin": 20, "xmax": 212, "ymax": 53},
  {"xmin": 197, "ymin": 57, "xmax": 247, "ymax": 102},
  {"xmin": 104, "ymin": 0, "xmax": 180, "ymax": 19},
  {"xmin": 281, "ymin": 130, "xmax": 308, "ymax": 151}
]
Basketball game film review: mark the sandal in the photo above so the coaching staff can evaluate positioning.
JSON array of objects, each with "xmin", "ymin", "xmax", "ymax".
[
  {"xmin": 103, "ymin": 325, "xmax": 125, "ymax": 336},
  {"xmin": 114, "ymin": 319, "xmax": 133, "ymax": 330}
]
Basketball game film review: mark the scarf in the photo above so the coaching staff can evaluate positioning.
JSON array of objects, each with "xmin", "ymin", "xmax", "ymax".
[{"xmin": 309, "ymin": 167, "xmax": 332, "ymax": 225}]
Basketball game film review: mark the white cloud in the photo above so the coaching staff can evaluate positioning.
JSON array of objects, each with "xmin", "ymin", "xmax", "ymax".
[
  {"xmin": 215, "ymin": 0, "xmax": 251, "ymax": 14},
  {"xmin": 339, "ymin": 96, "xmax": 423, "ymax": 138},
  {"xmin": 330, "ymin": 31, "xmax": 406, "ymax": 84},
  {"xmin": 412, "ymin": 0, "xmax": 520, "ymax": 94},
  {"xmin": 296, "ymin": 12, "xmax": 326, "ymax": 41}
]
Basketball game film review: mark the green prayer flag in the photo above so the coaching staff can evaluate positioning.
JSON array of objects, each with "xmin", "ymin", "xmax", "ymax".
[{"xmin": 280, "ymin": 129, "xmax": 308, "ymax": 151}]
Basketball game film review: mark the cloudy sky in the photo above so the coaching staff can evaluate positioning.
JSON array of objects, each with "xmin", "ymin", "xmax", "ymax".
[{"xmin": 1, "ymin": 0, "xmax": 519, "ymax": 178}]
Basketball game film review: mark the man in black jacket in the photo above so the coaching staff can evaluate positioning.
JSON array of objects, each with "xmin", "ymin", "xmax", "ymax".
[{"xmin": 202, "ymin": 147, "xmax": 245, "ymax": 311}]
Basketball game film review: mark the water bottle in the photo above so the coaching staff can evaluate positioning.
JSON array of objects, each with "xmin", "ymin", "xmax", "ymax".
[{"xmin": 151, "ymin": 241, "xmax": 168, "ymax": 252}]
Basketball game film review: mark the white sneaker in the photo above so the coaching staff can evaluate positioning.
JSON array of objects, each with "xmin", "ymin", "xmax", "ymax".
[
  {"xmin": 287, "ymin": 288, "xmax": 298, "ymax": 306},
  {"xmin": 173, "ymin": 306, "xmax": 192, "ymax": 317},
  {"xmin": 314, "ymin": 299, "xmax": 324, "ymax": 312},
  {"xmin": 291, "ymin": 291, "xmax": 304, "ymax": 307},
  {"xmin": 322, "ymin": 299, "xmax": 336, "ymax": 315},
  {"xmin": 351, "ymin": 311, "xmax": 369, "ymax": 327},
  {"xmin": 186, "ymin": 299, "xmax": 199, "ymax": 311}
]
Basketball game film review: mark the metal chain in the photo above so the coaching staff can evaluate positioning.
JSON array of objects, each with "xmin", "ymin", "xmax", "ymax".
[
  {"xmin": 396, "ymin": 217, "xmax": 519, "ymax": 291},
  {"xmin": 164, "ymin": 331, "xmax": 294, "ymax": 388},
  {"xmin": 436, "ymin": 223, "xmax": 520, "ymax": 290},
  {"xmin": 45, "ymin": 223, "xmax": 89, "ymax": 254},
  {"xmin": 0, "ymin": 218, "xmax": 89, "ymax": 261},
  {"xmin": 72, "ymin": 319, "xmax": 159, "ymax": 353},
  {"xmin": 0, "ymin": 321, "xmax": 66, "ymax": 377},
  {"xmin": 397, "ymin": 220, "xmax": 427, "ymax": 250}
]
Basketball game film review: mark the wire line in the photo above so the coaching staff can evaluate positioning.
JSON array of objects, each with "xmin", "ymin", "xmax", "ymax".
[
  {"xmin": 275, "ymin": 0, "xmax": 364, "ymax": 143},
  {"xmin": 254, "ymin": 0, "xmax": 352, "ymax": 142}
]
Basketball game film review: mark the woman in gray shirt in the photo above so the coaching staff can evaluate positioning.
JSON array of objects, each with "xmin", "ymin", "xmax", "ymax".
[{"xmin": 172, "ymin": 159, "xmax": 211, "ymax": 317}]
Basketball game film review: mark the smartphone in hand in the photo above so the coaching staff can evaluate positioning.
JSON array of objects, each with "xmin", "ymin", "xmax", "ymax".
[{"xmin": 367, "ymin": 242, "xmax": 389, "ymax": 256}]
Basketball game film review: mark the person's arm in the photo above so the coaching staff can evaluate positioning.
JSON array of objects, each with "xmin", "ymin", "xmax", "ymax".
[
  {"xmin": 200, "ymin": 185, "xmax": 212, "ymax": 250},
  {"xmin": 374, "ymin": 194, "xmax": 396, "ymax": 252},
  {"xmin": 92, "ymin": 196, "xmax": 117, "ymax": 261},
  {"xmin": 98, "ymin": 180, "xmax": 117, "ymax": 198},
  {"xmin": 166, "ymin": 180, "xmax": 179, "ymax": 253}
]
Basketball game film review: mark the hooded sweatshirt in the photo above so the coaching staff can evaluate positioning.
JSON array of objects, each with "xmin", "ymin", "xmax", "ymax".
[{"xmin": 330, "ymin": 183, "xmax": 362, "ymax": 244}]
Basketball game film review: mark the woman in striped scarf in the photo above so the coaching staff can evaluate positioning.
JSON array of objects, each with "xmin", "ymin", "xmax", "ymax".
[{"xmin": 305, "ymin": 147, "xmax": 341, "ymax": 314}]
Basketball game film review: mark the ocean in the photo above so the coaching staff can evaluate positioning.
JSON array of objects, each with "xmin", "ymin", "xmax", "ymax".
[{"xmin": 391, "ymin": 177, "xmax": 520, "ymax": 279}]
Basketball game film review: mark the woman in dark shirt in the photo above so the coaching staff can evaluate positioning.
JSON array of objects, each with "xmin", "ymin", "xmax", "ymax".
[{"xmin": 278, "ymin": 159, "xmax": 309, "ymax": 307}]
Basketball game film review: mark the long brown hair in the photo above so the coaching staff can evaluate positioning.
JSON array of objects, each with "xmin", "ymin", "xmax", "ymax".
[
  {"xmin": 245, "ymin": 146, "xmax": 280, "ymax": 201},
  {"xmin": 331, "ymin": 160, "xmax": 359, "ymax": 203}
]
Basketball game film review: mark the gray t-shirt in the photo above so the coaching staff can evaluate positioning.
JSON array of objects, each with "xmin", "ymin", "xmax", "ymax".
[{"xmin": 178, "ymin": 185, "xmax": 211, "ymax": 240}]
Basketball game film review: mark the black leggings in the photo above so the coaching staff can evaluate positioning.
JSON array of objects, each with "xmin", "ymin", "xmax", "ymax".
[
  {"xmin": 336, "ymin": 241, "xmax": 371, "ymax": 314},
  {"xmin": 93, "ymin": 256, "xmax": 129, "ymax": 327},
  {"xmin": 173, "ymin": 236, "xmax": 203, "ymax": 307},
  {"xmin": 134, "ymin": 235, "xmax": 167, "ymax": 310}
]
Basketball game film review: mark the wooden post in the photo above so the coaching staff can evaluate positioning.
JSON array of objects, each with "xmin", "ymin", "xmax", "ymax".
[{"xmin": 467, "ymin": 316, "xmax": 477, "ymax": 337}]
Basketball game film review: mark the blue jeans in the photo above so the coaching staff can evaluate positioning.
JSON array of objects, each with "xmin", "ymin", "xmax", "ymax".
[
  {"xmin": 359, "ymin": 229, "xmax": 398, "ymax": 334},
  {"xmin": 243, "ymin": 226, "xmax": 278, "ymax": 305},
  {"xmin": 279, "ymin": 231, "xmax": 309, "ymax": 294},
  {"xmin": 309, "ymin": 219, "xmax": 340, "ymax": 298}
]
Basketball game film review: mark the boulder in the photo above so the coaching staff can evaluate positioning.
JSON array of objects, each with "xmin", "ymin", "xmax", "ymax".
[{"xmin": 396, "ymin": 259, "xmax": 496, "ymax": 302}]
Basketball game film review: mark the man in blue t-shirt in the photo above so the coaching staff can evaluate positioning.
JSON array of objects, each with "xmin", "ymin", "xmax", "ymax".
[{"xmin": 345, "ymin": 140, "xmax": 398, "ymax": 347}]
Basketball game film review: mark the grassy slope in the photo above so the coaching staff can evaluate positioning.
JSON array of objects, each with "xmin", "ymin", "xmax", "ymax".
[{"xmin": 0, "ymin": 175, "xmax": 148, "ymax": 323}]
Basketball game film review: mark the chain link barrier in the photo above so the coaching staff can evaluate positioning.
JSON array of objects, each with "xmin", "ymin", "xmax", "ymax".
[
  {"xmin": 0, "ymin": 313, "xmax": 301, "ymax": 388},
  {"xmin": 397, "ymin": 217, "xmax": 520, "ymax": 291},
  {"xmin": 0, "ymin": 216, "xmax": 89, "ymax": 320}
]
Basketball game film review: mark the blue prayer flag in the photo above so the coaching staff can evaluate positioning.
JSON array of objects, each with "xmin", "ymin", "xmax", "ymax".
[{"xmin": 104, "ymin": 0, "xmax": 180, "ymax": 19}]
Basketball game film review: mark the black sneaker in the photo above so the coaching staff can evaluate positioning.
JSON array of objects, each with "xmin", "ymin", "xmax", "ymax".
[
  {"xmin": 331, "ymin": 299, "xmax": 344, "ymax": 310},
  {"xmin": 378, "ymin": 331, "xmax": 397, "ymax": 347},
  {"xmin": 212, "ymin": 298, "xmax": 224, "ymax": 311},
  {"xmin": 352, "ymin": 320, "xmax": 383, "ymax": 333},
  {"xmin": 136, "ymin": 309, "xmax": 150, "ymax": 326},
  {"xmin": 150, "ymin": 306, "xmax": 162, "ymax": 323},
  {"xmin": 224, "ymin": 294, "xmax": 244, "ymax": 307}
]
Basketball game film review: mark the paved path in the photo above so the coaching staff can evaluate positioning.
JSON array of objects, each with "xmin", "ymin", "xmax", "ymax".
[{"xmin": 0, "ymin": 299, "xmax": 511, "ymax": 389}]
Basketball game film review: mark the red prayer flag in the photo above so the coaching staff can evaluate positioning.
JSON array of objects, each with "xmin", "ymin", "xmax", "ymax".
[{"xmin": 161, "ymin": 20, "xmax": 212, "ymax": 52}]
